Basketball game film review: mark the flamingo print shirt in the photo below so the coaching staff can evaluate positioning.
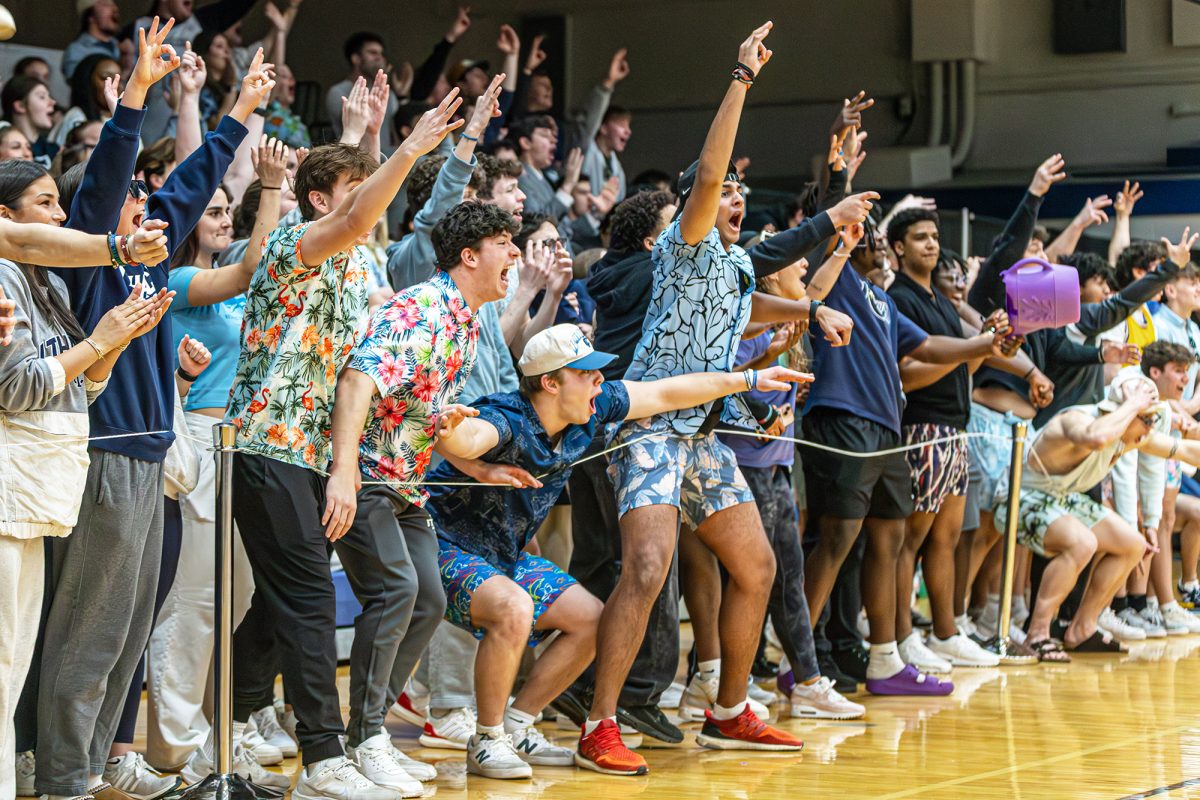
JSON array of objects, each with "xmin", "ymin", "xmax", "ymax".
[
  {"xmin": 347, "ymin": 269, "xmax": 480, "ymax": 505},
  {"xmin": 226, "ymin": 222, "xmax": 370, "ymax": 470}
]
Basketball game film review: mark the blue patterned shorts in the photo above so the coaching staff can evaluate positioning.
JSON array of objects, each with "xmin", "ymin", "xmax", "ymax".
[
  {"xmin": 437, "ymin": 540, "xmax": 577, "ymax": 647},
  {"xmin": 608, "ymin": 417, "xmax": 755, "ymax": 529},
  {"xmin": 903, "ymin": 424, "xmax": 969, "ymax": 514}
]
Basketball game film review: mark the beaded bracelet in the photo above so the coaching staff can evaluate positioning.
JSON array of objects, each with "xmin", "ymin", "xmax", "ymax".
[
  {"xmin": 107, "ymin": 234, "xmax": 123, "ymax": 268},
  {"xmin": 117, "ymin": 235, "xmax": 134, "ymax": 266}
]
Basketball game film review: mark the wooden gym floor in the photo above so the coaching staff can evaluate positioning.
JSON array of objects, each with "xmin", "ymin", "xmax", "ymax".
[{"xmin": 132, "ymin": 623, "xmax": 1200, "ymax": 799}]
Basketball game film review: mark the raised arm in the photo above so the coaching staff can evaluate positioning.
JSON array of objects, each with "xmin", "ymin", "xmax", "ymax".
[
  {"xmin": 802, "ymin": 221, "xmax": 863, "ymax": 299},
  {"xmin": 194, "ymin": 0, "xmax": 259, "ymax": 36},
  {"xmin": 299, "ymin": 91, "xmax": 463, "ymax": 267},
  {"xmin": 1061, "ymin": 383, "xmax": 1153, "ymax": 450},
  {"xmin": 622, "ymin": 364, "xmax": 810, "ymax": 421},
  {"xmin": 1108, "ymin": 181, "xmax": 1142, "ymax": 266},
  {"xmin": 410, "ymin": 5, "xmax": 469, "ymax": 102},
  {"xmin": 173, "ymin": 43, "xmax": 207, "ymax": 163},
  {"xmin": 680, "ymin": 22, "xmax": 772, "ymax": 246},
  {"xmin": 0, "ymin": 219, "xmax": 168, "ymax": 269},
  {"xmin": 1044, "ymin": 195, "xmax": 1112, "ymax": 262},
  {"xmin": 222, "ymin": 49, "xmax": 275, "ymax": 205}
]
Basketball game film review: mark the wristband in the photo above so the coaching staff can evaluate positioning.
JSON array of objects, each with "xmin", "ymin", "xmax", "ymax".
[
  {"xmin": 118, "ymin": 235, "xmax": 135, "ymax": 266},
  {"xmin": 1023, "ymin": 366, "xmax": 1036, "ymax": 380},
  {"xmin": 460, "ymin": 132, "xmax": 479, "ymax": 142},
  {"xmin": 833, "ymin": 250, "xmax": 853, "ymax": 259},
  {"xmin": 252, "ymin": 107, "xmax": 268, "ymax": 118},
  {"xmin": 758, "ymin": 404, "xmax": 779, "ymax": 429},
  {"xmin": 734, "ymin": 60, "xmax": 757, "ymax": 81},
  {"xmin": 1098, "ymin": 346, "xmax": 1107, "ymax": 364},
  {"xmin": 261, "ymin": 184, "xmax": 282, "ymax": 190},
  {"xmin": 809, "ymin": 299, "xmax": 823, "ymax": 323},
  {"xmin": 176, "ymin": 366, "xmax": 200, "ymax": 383},
  {"xmin": 83, "ymin": 337, "xmax": 105, "ymax": 359},
  {"xmin": 107, "ymin": 235, "xmax": 124, "ymax": 268}
]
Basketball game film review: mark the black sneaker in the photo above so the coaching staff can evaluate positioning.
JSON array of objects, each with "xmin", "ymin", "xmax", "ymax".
[
  {"xmin": 817, "ymin": 653, "xmax": 858, "ymax": 695},
  {"xmin": 549, "ymin": 686, "xmax": 590, "ymax": 728},
  {"xmin": 617, "ymin": 703, "xmax": 684, "ymax": 744},
  {"xmin": 832, "ymin": 646, "xmax": 869, "ymax": 684},
  {"xmin": 1179, "ymin": 581, "xmax": 1200, "ymax": 610},
  {"xmin": 751, "ymin": 653, "xmax": 779, "ymax": 680}
]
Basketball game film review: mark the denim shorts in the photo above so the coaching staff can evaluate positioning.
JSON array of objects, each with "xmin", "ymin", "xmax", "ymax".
[
  {"xmin": 964, "ymin": 403, "xmax": 1021, "ymax": 530},
  {"xmin": 608, "ymin": 417, "xmax": 755, "ymax": 529}
]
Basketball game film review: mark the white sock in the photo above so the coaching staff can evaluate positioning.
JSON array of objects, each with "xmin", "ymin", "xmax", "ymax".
[
  {"xmin": 307, "ymin": 755, "xmax": 342, "ymax": 776},
  {"xmin": 1184, "ymin": 580, "xmax": 1200, "ymax": 591},
  {"xmin": 954, "ymin": 613, "xmax": 971, "ymax": 628},
  {"xmin": 583, "ymin": 716, "xmax": 614, "ymax": 736},
  {"xmin": 476, "ymin": 721, "xmax": 504, "ymax": 738},
  {"xmin": 503, "ymin": 706, "xmax": 537, "ymax": 734},
  {"xmin": 1012, "ymin": 594, "xmax": 1029, "ymax": 618},
  {"xmin": 1163, "ymin": 600, "xmax": 1183, "ymax": 613},
  {"xmin": 697, "ymin": 658, "xmax": 720, "ymax": 679},
  {"xmin": 1148, "ymin": 596, "xmax": 1161, "ymax": 612},
  {"xmin": 866, "ymin": 641, "xmax": 905, "ymax": 680},
  {"xmin": 88, "ymin": 773, "xmax": 104, "ymax": 790},
  {"xmin": 711, "ymin": 700, "xmax": 748, "ymax": 721},
  {"xmin": 231, "ymin": 720, "xmax": 247, "ymax": 740}
]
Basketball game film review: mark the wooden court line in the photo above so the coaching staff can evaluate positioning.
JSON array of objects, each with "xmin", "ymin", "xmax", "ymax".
[
  {"xmin": 870, "ymin": 723, "xmax": 1198, "ymax": 799},
  {"xmin": 1116, "ymin": 776, "xmax": 1200, "ymax": 799}
]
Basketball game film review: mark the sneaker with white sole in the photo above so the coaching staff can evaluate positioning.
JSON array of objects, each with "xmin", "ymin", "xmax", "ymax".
[
  {"xmin": 788, "ymin": 676, "xmax": 865, "ymax": 720},
  {"xmin": 467, "ymin": 733, "xmax": 533, "ymax": 779},
  {"xmin": 926, "ymin": 633, "xmax": 1001, "ymax": 668},
  {"xmin": 251, "ymin": 704, "xmax": 299, "ymax": 758},
  {"xmin": 347, "ymin": 732, "xmax": 423, "ymax": 798},
  {"xmin": 1162, "ymin": 604, "xmax": 1200, "ymax": 634},
  {"xmin": 1098, "ymin": 608, "xmax": 1148, "ymax": 641},
  {"xmin": 237, "ymin": 716, "xmax": 284, "ymax": 765},
  {"xmin": 678, "ymin": 672, "xmax": 769, "ymax": 722},
  {"xmin": 1143, "ymin": 605, "xmax": 1185, "ymax": 636},
  {"xmin": 508, "ymin": 725, "xmax": 575, "ymax": 766},
  {"xmin": 369, "ymin": 728, "xmax": 436, "ymax": 782},
  {"xmin": 102, "ymin": 752, "xmax": 182, "ymax": 800},
  {"xmin": 419, "ymin": 707, "xmax": 476, "ymax": 750},
  {"xmin": 181, "ymin": 741, "xmax": 292, "ymax": 792},
  {"xmin": 954, "ymin": 613, "xmax": 979, "ymax": 640},
  {"xmin": 973, "ymin": 601, "xmax": 1000, "ymax": 641},
  {"xmin": 292, "ymin": 755, "xmax": 402, "ymax": 800},
  {"xmin": 390, "ymin": 691, "xmax": 427, "ymax": 729},
  {"xmin": 1120, "ymin": 606, "xmax": 1165, "ymax": 638},
  {"xmin": 274, "ymin": 697, "xmax": 299, "ymax": 746},
  {"xmin": 658, "ymin": 682, "xmax": 685, "ymax": 709},
  {"xmin": 15, "ymin": 750, "xmax": 35, "ymax": 796},
  {"xmin": 747, "ymin": 677, "xmax": 777, "ymax": 708},
  {"xmin": 898, "ymin": 632, "xmax": 952, "ymax": 674}
]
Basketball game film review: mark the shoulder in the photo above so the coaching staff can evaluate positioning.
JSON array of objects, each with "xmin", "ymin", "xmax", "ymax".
[{"xmin": 0, "ymin": 259, "xmax": 30, "ymax": 299}]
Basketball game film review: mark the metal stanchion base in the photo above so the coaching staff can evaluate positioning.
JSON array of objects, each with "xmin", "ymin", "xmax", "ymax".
[
  {"xmin": 982, "ymin": 635, "xmax": 1038, "ymax": 665},
  {"xmin": 176, "ymin": 773, "xmax": 285, "ymax": 800}
]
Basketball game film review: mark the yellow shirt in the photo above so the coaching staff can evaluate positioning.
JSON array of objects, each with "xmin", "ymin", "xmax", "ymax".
[{"xmin": 1125, "ymin": 304, "xmax": 1156, "ymax": 365}]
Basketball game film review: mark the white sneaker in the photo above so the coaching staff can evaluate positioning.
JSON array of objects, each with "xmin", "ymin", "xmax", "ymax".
[
  {"xmin": 658, "ymin": 681, "xmax": 685, "ymax": 709},
  {"xmin": 237, "ymin": 716, "xmax": 284, "ymax": 765},
  {"xmin": 898, "ymin": 632, "xmax": 952, "ymax": 674},
  {"xmin": 1162, "ymin": 604, "xmax": 1200, "ymax": 634},
  {"xmin": 789, "ymin": 676, "xmax": 865, "ymax": 720},
  {"xmin": 467, "ymin": 733, "xmax": 533, "ymax": 779},
  {"xmin": 251, "ymin": 704, "xmax": 298, "ymax": 758},
  {"xmin": 292, "ymin": 755, "xmax": 402, "ymax": 800},
  {"xmin": 747, "ymin": 676, "xmax": 777, "ymax": 707},
  {"xmin": 181, "ymin": 741, "xmax": 292, "ymax": 792},
  {"xmin": 677, "ymin": 672, "xmax": 769, "ymax": 722},
  {"xmin": 507, "ymin": 724, "xmax": 574, "ymax": 766},
  {"xmin": 373, "ymin": 728, "xmax": 436, "ymax": 782},
  {"xmin": 347, "ymin": 732, "xmax": 423, "ymax": 798},
  {"xmin": 15, "ymin": 750, "xmax": 35, "ymax": 796},
  {"xmin": 419, "ymin": 707, "xmax": 476, "ymax": 750},
  {"xmin": 1098, "ymin": 608, "xmax": 1148, "ymax": 641},
  {"xmin": 1121, "ymin": 606, "xmax": 1165, "ymax": 637},
  {"xmin": 102, "ymin": 752, "xmax": 182, "ymax": 800},
  {"xmin": 973, "ymin": 601, "xmax": 999, "ymax": 640},
  {"xmin": 955, "ymin": 613, "xmax": 979, "ymax": 640},
  {"xmin": 274, "ymin": 697, "xmax": 299, "ymax": 745},
  {"xmin": 926, "ymin": 634, "xmax": 1001, "ymax": 668},
  {"xmin": 857, "ymin": 609, "xmax": 871, "ymax": 640},
  {"xmin": 1143, "ymin": 605, "xmax": 1184, "ymax": 636},
  {"xmin": 390, "ymin": 691, "xmax": 428, "ymax": 729}
]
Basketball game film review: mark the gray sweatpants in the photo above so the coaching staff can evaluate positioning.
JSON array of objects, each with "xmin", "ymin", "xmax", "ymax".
[
  {"xmin": 36, "ymin": 451, "xmax": 164, "ymax": 796},
  {"xmin": 413, "ymin": 621, "xmax": 478, "ymax": 710}
]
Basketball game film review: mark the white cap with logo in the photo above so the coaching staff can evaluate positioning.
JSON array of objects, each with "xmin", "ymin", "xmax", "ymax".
[{"xmin": 518, "ymin": 324, "xmax": 617, "ymax": 377}]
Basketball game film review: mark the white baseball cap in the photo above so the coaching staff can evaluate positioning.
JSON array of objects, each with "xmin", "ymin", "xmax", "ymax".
[{"xmin": 518, "ymin": 324, "xmax": 616, "ymax": 377}]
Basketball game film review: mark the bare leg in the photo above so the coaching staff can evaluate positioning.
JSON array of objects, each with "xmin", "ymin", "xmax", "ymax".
[
  {"xmin": 693, "ymin": 502, "xmax": 775, "ymax": 709},
  {"xmin": 1178, "ymin": 494, "xmax": 1200, "ymax": 584},
  {"xmin": 590, "ymin": 505, "xmax": 678, "ymax": 720},
  {"xmin": 1026, "ymin": 517, "xmax": 1097, "ymax": 643},
  {"xmin": 1063, "ymin": 515, "xmax": 1146, "ymax": 647},
  {"xmin": 469, "ymin": 577, "xmax": 535, "ymax": 727},
  {"xmin": 967, "ymin": 512, "xmax": 1003, "ymax": 610},
  {"xmin": 1149, "ymin": 487, "xmax": 1179, "ymax": 604},
  {"xmin": 805, "ymin": 516, "xmax": 865, "ymax": 628},
  {"xmin": 863, "ymin": 517, "xmax": 905, "ymax": 645},
  {"xmin": 511, "ymin": 586, "xmax": 603, "ymax": 717},
  {"xmin": 894, "ymin": 511, "xmax": 936, "ymax": 642},
  {"xmin": 924, "ymin": 495, "xmax": 968, "ymax": 640},
  {"xmin": 679, "ymin": 524, "xmax": 721, "ymax": 662},
  {"xmin": 953, "ymin": 528, "xmax": 974, "ymax": 618}
]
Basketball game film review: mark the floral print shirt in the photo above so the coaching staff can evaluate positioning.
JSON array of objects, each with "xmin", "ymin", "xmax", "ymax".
[
  {"xmin": 347, "ymin": 269, "xmax": 480, "ymax": 505},
  {"xmin": 226, "ymin": 223, "xmax": 370, "ymax": 470}
]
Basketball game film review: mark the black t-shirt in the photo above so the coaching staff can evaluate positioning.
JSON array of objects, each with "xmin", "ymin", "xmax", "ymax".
[{"xmin": 888, "ymin": 271, "xmax": 970, "ymax": 429}]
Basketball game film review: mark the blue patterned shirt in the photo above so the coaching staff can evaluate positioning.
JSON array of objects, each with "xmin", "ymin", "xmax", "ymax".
[
  {"xmin": 426, "ymin": 381, "xmax": 630, "ymax": 569},
  {"xmin": 625, "ymin": 218, "xmax": 756, "ymax": 434}
]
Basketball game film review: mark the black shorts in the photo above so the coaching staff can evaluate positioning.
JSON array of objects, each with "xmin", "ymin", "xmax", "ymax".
[{"xmin": 801, "ymin": 408, "xmax": 914, "ymax": 521}]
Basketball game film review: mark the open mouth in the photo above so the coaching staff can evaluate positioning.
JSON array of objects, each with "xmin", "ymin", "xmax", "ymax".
[
  {"xmin": 513, "ymin": 206, "xmax": 524, "ymax": 224},
  {"xmin": 132, "ymin": 213, "xmax": 143, "ymax": 228},
  {"xmin": 499, "ymin": 268, "xmax": 510, "ymax": 289},
  {"xmin": 729, "ymin": 211, "xmax": 743, "ymax": 231}
]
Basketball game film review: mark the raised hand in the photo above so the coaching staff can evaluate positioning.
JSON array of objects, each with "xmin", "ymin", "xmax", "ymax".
[
  {"xmin": 755, "ymin": 365, "xmax": 815, "ymax": 391},
  {"xmin": 891, "ymin": 194, "xmax": 937, "ymax": 215},
  {"xmin": 339, "ymin": 76, "xmax": 370, "ymax": 144},
  {"xmin": 232, "ymin": 48, "xmax": 276, "ymax": 121},
  {"xmin": 497, "ymin": 24, "xmax": 520, "ymax": 56},
  {"xmin": 519, "ymin": 240, "xmax": 552, "ymax": 292},
  {"xmin": 401, "ymin": 88, "xmax": 465, "ymax": 156},
  {"xmin": 605, "ymin": 47, "xmax": 630, "ymax": 88},
  {"xmin": 1102, "ymin": 340, "xmax": 1141, "ymax": 365},
  {"xmin": 1162, "ymin": 226, "xmax": 1199, "ymax": 268},
  {"xmin": 129, "ymin": 17, "xmax": 180, "ymax": 93},
  {"xmin": 844, "ymin": 129, "xmax": 867, "ymax": 181},
  {"xmin": 447, "ymin": 5, "xmax": 471, "ymax": 43},
  {"xmin": 1075, "ymin": 195, "xmax": 1112, "ymax": 229},
  {"xmin": 177, "ymin": 43, "xmax": 207, "ymax": 96},
  {"xmin": 391, "ymin": 61, "xmax": 414, "ymax": 99},
  {"xmin": 524, "ymin": 34, "xmax": 547, "ymax": 74},
  {"xmin": 561, "ymin": 147, "xmax": 584, "ymax": 193},
  {"xmin": 1114, "ymin": 180, "xmax": 1143, "ymax": 218},
  {"xmin": 831, "ymin": 90, "xmax": 874, "ymax": 136},
  {"xmin": 1123, "ymin": 378, "xmax": 1159, "ymax": 411},
  {"xmin": 103, "ymin": 75, "xmax": 121, "ymax": 116},
  {"xmin": 177, "ymin": 334, "xmax": 212, "ymax": 376},
  {"xmin": 0, "ymin": 286, "xmax": 14, "ymax": 346},
  {"xmin": 546, "ymin": 242, "xmax": 573, "ymax": 294},
  {"xmin": 128, "ymin": 219, "xmax": 171, "ymax": 265},
  {"xmin": 462, "ymin": 73, "xmax": 505, "ymax": 140},
  {"xmin": 828, "ymin": 130, "xmax": 849, "ymax": 171},
  {"xmin": 365, "ymin": 69, "xmax": 391, "ymax": 136},
  {"xmin": 737, "ymin": 21, "xmax": 773, "ymax": 77},
  {"xmin": 435, "ymin": 403, "xmax": 479, "ymax": 439},
  {"xmin": 814, "ymin": 303, "xmax": 853, "ymax": 346},
  {"xmin": 252, "ymin": 135, "xmax": 289, "ymax": 187},
  {"xmin": 841, "ymin": 221, "xmax": 865, "ymax": 250},
  {"xmin": 1029, "ymin": 153, "xmax": 1067, "ymax": 197},
  {"xmin": 829, "ymin": 191, "xmax": 879, "ymax": 227},
  {"xmin": 593, "ymin": 176, "xmax": 621, "ymax": 216}
]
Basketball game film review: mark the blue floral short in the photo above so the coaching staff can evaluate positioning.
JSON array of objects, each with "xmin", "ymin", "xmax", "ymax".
[
  {"xmin": 437, "ymin": 540, "xmax": 577, "ymax": 647},
  {"xmin": 608, "ymin": 417, "xmax": 755, "ymax": 529}
]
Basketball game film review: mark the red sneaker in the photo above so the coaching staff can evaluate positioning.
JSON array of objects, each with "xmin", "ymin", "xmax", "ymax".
[
  {"xmin": 574, "ymin": 719, "xmax": 649, "ymax": 775},
  {"xmin": 696, "ymin": 705, "xmax": 805, "ymax": 751},
  {"xmin": 390, "ymin": 691, "xmax": 425, "ymax": 728}
]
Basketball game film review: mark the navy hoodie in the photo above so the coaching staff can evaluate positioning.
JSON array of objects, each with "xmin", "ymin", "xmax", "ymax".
[{"xmin": 55, "ymin": 105, "xmax": 248, "ymax": 462}]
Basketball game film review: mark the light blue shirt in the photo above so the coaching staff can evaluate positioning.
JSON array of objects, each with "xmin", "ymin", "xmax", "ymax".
[
  {"xmin": 168, "ymin": 266, "xmax": 247, "ymax": 411},
  {"xmin": 626, "ymin": 217, "xmax": 756, "ymax": 435},
  {"xmin": 62, "ymin": 33, "xmax": 120, "ymax": 80},
  {"xmin": 1151, "ymin": 303, "xmax": 1200, "ymax": 401}
]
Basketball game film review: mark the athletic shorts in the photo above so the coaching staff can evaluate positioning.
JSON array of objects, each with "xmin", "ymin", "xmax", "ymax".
[
  {"xmin": 992, "ymin": 489, "xmax": 1109, "ymax": 558},
  {"xmin": 609, "ymin": 417, "xmax": 755, "ymax": 529},
  {"xmin": 800, "ymin": 408, "xmax": 913, "ymax": 521},
  {"xmin": 903, "ymin": 423, "xmax": 969, "ymax": 514},
  {"xmin": 964, "ymin": 403, "xmax": 1020, "ymax": 531},
  {"xmin": 438, "ymin": 540, "xmax": 577, "ymax": 647},
  {"xmin": 1168, "ymin": 458, "xmax": 1183, "ymax": 490}
]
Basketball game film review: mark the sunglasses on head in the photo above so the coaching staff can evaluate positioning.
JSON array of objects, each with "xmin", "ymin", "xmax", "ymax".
[{"xmin": 128, "ymin": 179, "xmax": 148, "ymax": 200}]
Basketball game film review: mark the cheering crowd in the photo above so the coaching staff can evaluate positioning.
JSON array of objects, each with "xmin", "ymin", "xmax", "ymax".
[{"xmin": 2, "ymin": 4, "xmax": 1200, "ymax": 800}]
